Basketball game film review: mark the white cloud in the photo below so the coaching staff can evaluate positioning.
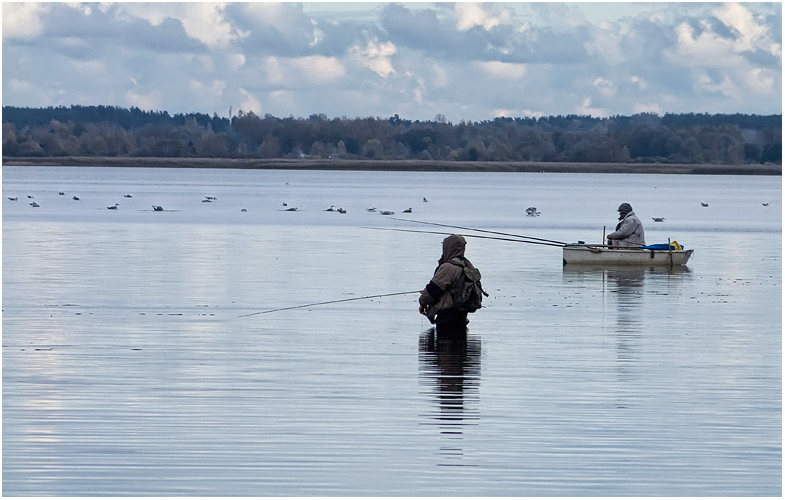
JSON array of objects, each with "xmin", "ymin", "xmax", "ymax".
[
  {"xmin": 239, "ymin": 88, "xmax": 262, "ymax": 115},
  {"xmin": 454, "ymin": 3, "xmax": 505, "ymax": 31},
  {"xmin": 120, "ymin": 3, "xmax": 243, "ymax": 49},
  {"xmin": 712, "ymin": 2, "xmax": 768, "ymax": 51},
  {"xmin": 351, "ymin": 39, "xmax": 396, "ymax": 78},
  {"xmin": 64, "ymin": 3, "xmax": 93, "ymax": 16},
  {"xmin": 746, "ymin": 68, "xmax": 776, "ymax": 93},
  {"xmin": 229, "ymin": 54, "xmax": 247, "ymax": 72},
  {"xmin": 7, "ymin": 79, "xmax": 33, "ymax": 92},
  {"xmin": 291, "ymin": 56, "xmax": 346, "ymax": 83},
  {"xmin": 125, "ymin": 89, "xmax": 163, "ymax": 110},
  {"xmin": 1, "ymin": 2, "xmax": 779, "ymax": 120},
  {"xmin": 576, "ymin": 97, "xmax": 606, "ymax": 117},
  {"xmin": 633, "ymin": 102, "xmax": 664, "ymax": 115},
  {"xmin": 520, "ymin": 109, "xmax": 545, "ymax": 118},
  {"xmin": 630, "ymin": 75, "xmax": 648, "ymax": 91},
  {"xmin": 668, "ymin": 21, "xmax": 736, "ymax": 67},
  {"xmin": 492, "ymin": 108, "xmax": 517, "ymax": 118},
  {"xmin": 310, "ymin": 21, "xmax": 325, "ymax": 48},
  {"xmin": 190, "ymin": 79, "xmax": 227, "ymax": 106},
  {"xmin": 242, "ymin": 3, "xmax": 302, "ymax": 30},
  {"xmin": 259, "ymin": 55, "xmax": 345, "ymax": 87},
  {"xmin": 477, "ymin": 61, "xmax": 526, "ymax": 81},
  {"xmin": 693, "ymin": 70, "xmax": 742, "ymax": 101},
  {"xmin": 583, "ymin": 23, "xmax": 624, "ymax": 65},
  {"xmin": 412, "ymin": 76, "xmax": 426, "ymax": 105},
  {"xmin": 593, "ymin": 77, "xmax": 615, "ymax": 98},
  {"xmin": 430, "ymin": 64, "xmax": 450, "ymax": 89},
  {"xmin": 266, "ymin": 90, "xmax": 297, "ymax": 115},
  {"xmin": 179, "ymin": 3, "xmax": 242, "ymax": 49},
  {"xmin": 2, "ymin": 3, "xmax": 48, "ymax": 40}
]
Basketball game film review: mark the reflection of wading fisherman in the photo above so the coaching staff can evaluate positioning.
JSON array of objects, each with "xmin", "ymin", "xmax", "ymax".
[
  {"xmin": 607, "ymin": 203, "xmax": 646, "ymax": 248},
  {"xmin": 419, "ymin": 234, "xmax": 485, "ymax": 331}
]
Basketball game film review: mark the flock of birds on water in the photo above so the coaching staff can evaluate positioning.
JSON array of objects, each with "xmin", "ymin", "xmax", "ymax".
[
  {"xmin": 6, "ymin": 192, "xmax": 431, "ymax": 215},
  {"xmin": 10, "ymin": 191, "xmax": 549, "ymax": 218},
  {"xmin": 7, "ymin": 192, "xmax": 772, "ymax": 219}
]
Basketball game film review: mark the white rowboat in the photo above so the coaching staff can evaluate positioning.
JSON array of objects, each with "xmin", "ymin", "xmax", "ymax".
[{"xmin": 563, "ymin": 244, "xmax": 693, "ymax": 267}]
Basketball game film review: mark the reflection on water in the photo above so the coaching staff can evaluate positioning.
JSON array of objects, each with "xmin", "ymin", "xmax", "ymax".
[
  {"xmin": 418, "ymin": 327, "xmax": 481, "ymax": 467},
  {"xmin": 606, "ymin": 268, "xmax": 646, "ymax": 372},
  {"xmin": 562, "ymin": 266, "xmax": 694, "ymax": 384},
  {"xmin": 4, "ymin": 167, "xmax": 780, "ymax": 496}
]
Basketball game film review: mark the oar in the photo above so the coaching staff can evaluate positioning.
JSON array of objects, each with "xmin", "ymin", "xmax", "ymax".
[
  {"xmin": 388, "ymin": 217, "xmax": 568, "ymax": 245},
  {"xmin": 363, "ymin": 226, "xmax": 565, "ymax": 247},
  {"xmin": 239, "ymin": 290, "xmax": 421, "ymax": 317}
]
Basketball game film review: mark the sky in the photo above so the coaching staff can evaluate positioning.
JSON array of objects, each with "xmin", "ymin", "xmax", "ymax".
[{"xmin": 2, "ymin": 2, "xmax": 782, "ymax": 123}]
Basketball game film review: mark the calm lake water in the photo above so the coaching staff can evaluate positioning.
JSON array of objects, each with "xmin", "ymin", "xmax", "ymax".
[{"xmin": 3, "ymin": 166, "xmax": 781, "ymax": 496}]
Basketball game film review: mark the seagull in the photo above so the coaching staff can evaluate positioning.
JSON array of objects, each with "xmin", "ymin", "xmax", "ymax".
[
  {"xmin": 652, "ymin": 217, "xmax": 665, "ymax": 222},
  {"xmin": 107, "ymin": 203, "xmax": 119, "ymax": 210},
  {"xmin": 72, "ymin": 196, "xmax": 80, "ymax": 201},
  {"xmin": 325, "ymin": 205, "xmax": 336, "ymax": 212},
  {"xmin": 701, "ymin": 202, "xmax": 709, "ymax": 207},
  {"xmin": 403, "ymin": 207, "xmax": 413, "ymax": 213},
  {"xmin": 152, "ymin": 205, "xmax": 164, "ymax": 211}
]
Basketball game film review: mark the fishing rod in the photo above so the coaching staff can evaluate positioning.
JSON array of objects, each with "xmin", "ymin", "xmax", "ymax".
[
  {"xmin": 389, "ymin": 217, "xmax": 568, "ymax": 245},
  {"xmin": 238, "ymin": 290, "xmax": 421, "ymax": 317},
  {"xmin": 364, "ymin": 226, "xmax": 565, "ymax": 247}
]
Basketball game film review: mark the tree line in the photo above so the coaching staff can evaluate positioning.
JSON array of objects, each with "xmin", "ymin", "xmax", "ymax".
[{"xmin": 2, "ymin": 105, "xmax": 781, "ymax": 165}]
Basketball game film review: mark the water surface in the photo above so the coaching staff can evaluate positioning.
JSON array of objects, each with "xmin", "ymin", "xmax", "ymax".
[{"xmin": 3, "ymin": 166, "xmax": 781, "ymax": 495}]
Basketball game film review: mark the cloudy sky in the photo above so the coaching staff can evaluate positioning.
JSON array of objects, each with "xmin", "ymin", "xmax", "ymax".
[{"xmin": 2, "ymin": 2, "xmax": 781, "ymax": 122}]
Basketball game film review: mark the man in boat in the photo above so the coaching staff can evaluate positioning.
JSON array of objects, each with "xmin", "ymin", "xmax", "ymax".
[
  {"xmin": 419, "ymin": 234, "xmax": 480, "ymax": 332},
  {"xmin": 606, "ymin": 203, "xmax": 646, "ymax": 248}
]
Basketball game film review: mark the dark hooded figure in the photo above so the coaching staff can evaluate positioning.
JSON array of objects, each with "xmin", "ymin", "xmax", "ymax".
[
  {"xmin": 607, "ymin": 202, "xmax": 646, "ymax": 247},
  {"xmin": 419, "ymin": 234, "xmax": 477, "ymax": 331}
]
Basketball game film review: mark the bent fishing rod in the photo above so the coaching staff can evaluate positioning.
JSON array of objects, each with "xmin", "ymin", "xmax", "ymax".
[
  {"xmin": 239, "ymin": 290, "xmax": 421, "ymax": 317},
  {"xmin": 388, "ymin": 217, "xmax": 568, "ymax": 245},
  {"xmin": 364, "ymin": 226, "xmax": 565, "ymax": 247}
]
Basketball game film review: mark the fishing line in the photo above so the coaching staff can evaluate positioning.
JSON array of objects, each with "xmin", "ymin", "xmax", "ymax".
[
  {"xmin": 364, "ymin": 226, "xmax": 565, "ymax": 247},
  {"xmin": 238, "ymin": 290, "xmax": 421, "ymax": 317},
  {"xmin": 389, "ymin": 217, "xmax": 568, "ymax": 245}
]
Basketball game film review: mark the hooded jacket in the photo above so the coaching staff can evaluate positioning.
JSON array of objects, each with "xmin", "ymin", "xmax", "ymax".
[
  {"xmin": 419, "ymin": 234, "xmax": 476, "ymax": 322},
  {"xmin": 607, "ymin": 211, "xmax": 646, "ymax": 247}
]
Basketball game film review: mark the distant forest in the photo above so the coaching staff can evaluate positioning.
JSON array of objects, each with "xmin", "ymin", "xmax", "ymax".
[{"xmin": 2, "ymin": 105, "xmax": 781, "ymax": 165}]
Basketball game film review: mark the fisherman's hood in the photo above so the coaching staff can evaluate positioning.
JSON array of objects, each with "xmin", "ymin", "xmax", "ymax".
[{"xmin": 440, "ymin": 234, "xmax": 466, "ymax": 264}]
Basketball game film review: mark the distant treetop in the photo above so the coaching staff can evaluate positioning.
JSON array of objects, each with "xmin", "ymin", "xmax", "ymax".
[{"xmin": 2, "ymin": 105, "xmax": 781, "ymax": 165}]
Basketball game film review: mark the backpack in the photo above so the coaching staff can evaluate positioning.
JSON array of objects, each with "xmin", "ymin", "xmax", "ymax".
[{"xmin": 452, "ymin": 264, "xmax": 488, "ymax": 313}]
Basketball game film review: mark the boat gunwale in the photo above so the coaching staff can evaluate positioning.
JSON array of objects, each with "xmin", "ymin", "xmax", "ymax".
[{"xmin": 562, "ymin": 245, "xmax": 693, "ymax": 266}]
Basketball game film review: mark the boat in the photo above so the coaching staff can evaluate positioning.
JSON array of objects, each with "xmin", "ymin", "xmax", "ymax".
[{"xmin": 563, "ymin": 242, "xmax": 693, "ymax": 267}]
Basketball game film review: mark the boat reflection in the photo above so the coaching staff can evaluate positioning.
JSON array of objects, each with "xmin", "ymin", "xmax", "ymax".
[
  {"xmin": 418, "ymin": 326, "xmax": 481, "ymax": 467},
  {"xmin": 562, "ymin": 265, "xmax": 692, "ymax": 384}
]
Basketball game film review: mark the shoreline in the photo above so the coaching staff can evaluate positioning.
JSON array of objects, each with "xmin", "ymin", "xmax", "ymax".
[{"xmin": 3, "ymin": 156, "xmax": 781, "ymax": 175}]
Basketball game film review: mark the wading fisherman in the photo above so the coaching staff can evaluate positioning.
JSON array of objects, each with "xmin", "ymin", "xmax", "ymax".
[
  {"xmin": 419, "ymin": 234, "xmax": 485, "ymax": 332},
  {"xmin": 607, "ymin": 203, "xmax": 646, "ymax": 248}
]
